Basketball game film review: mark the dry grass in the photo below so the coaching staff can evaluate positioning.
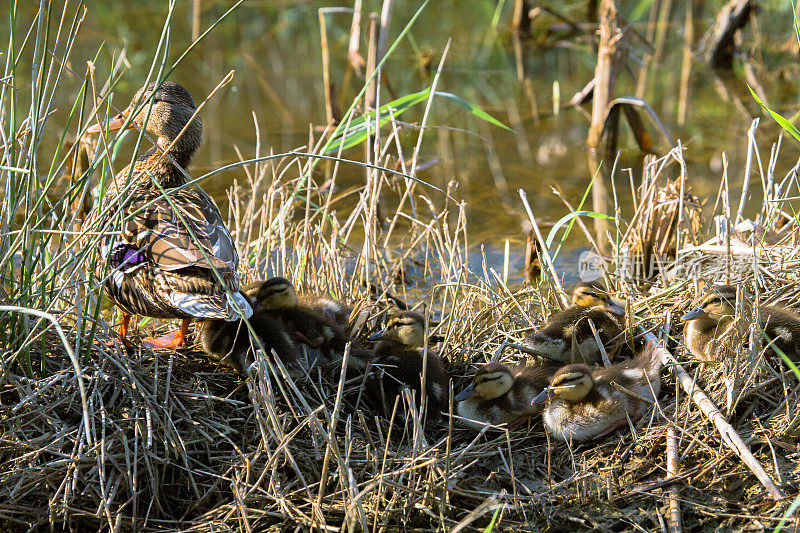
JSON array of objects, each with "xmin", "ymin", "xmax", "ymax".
[
  {"xmin": 3, "ymin": 2, "xmax": 800, "ymax": 531},
  {"xmin": 3, "ymin": 121, "xmax": 800, "ymax": 531}
]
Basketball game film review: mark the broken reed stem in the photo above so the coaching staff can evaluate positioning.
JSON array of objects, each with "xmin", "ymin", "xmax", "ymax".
[
  {"xmin": 348, "ymin": 0, "xmax": 365, "ymax": 74},
  {"xmin": 677, "ymin": 0, "xmax": 694, "ymax": 126},
  {"xmin": 518, "ymin": 189, "xmax": 569, "ymax": 307},
  {"xmin": 666, "ymin": 427, "xmax": 682, "ymax": 533},
  {"xmin": 319, "ymin": 8, "xmax": 336, "ymax": 125},
  {"xmin": 643, "ymin": 330, "xmax": 785, "ymax": 500}
]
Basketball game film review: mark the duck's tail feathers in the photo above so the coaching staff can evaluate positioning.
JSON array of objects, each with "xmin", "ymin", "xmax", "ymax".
[{"xmin": 170, "ymin": 291, "xmax": 253, "ymax": 320}]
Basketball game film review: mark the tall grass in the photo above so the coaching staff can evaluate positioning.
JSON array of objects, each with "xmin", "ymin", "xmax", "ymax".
[{"xmin": 3, "ymin": 1, "xmax": 800, "ymax": 531}]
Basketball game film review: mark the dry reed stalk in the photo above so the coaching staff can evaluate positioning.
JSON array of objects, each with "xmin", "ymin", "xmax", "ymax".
[{"xmin": 666, "ymin": 427, "xmax": 682, "ymax": 533}]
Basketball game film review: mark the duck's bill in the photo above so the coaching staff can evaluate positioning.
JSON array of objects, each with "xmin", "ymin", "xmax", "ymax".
[
  {"xmin": 368, "ymin": 329, "xmax": 389, "ymax": 342},
  {"xmin": 454, "ymin": 383, "xmax": 477, "ymax": 402},
  {"xmin": 87, "ymin": 112, "xmax": 131, "ymax": 134},
  {"xmin": 681, "ymin": 307, "xmax": 707, "ymax": 321},
  {"xmin": 606, "ymin": 299, "xmax": 626, "ymax": 316},
  {"xmin": 531, "ymin": 387, "xmax": 555, "ymax": 405}
]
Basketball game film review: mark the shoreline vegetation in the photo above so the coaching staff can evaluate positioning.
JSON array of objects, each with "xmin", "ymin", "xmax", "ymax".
[{"xmin": 3, "ymin": 1, "xmax": 800, "ymax": 531}]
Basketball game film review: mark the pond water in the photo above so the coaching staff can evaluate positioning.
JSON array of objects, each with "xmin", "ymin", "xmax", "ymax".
[{"xmin": 21, "ymin": 1, "xmax": 800, "ymax": 282}]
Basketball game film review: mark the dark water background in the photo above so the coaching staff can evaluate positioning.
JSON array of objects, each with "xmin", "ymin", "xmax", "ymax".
[{"xmin": 17, "ymin": 1, "xmax": 800, "ymax": 281}]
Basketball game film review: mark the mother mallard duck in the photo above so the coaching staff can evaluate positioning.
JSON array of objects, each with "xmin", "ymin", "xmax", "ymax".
[{"xmin": 85, "ymin": 81, "xmax": 251, "ymax": 348}]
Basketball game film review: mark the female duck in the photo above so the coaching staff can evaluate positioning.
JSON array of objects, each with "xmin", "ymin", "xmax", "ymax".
[
  {"xmin": 682, "ymin": 284, "xmax": 800, "ymax": 362},
  {"xmin": 532, "ymin": 340, "xmax": 664, "ymax": 442},
  {"xmin": 454, "ymin": 362, "xmax": 560, "ymax": 429},
  {"xmin": 85, "ymin": 81, "xmax": 250, "ymax": 348},
  {"xmin": 367, "ymin": 311, "xmax": 449, "ymax": 421},
  {"xmin": 525, "ymin": 282, "xmax": 626, "ymax": 364}
]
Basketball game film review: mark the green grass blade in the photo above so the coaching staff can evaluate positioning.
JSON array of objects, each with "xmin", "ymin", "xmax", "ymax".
[
  {"xmin": 546, "ymin": 211, "xmax": 614, "ymax": 249},
  {"xmin": 748, "ymin": 84, "xmax": 800, "ymax": 143},
  {"xmin": 434, "ymin": 91, "xmax": 512, "ymax": 131},
  {"xmin": 483, "ymin": 508, "xmax": 501, "ymax": 533},
  {"xmin": 324, "ymin": 89, "xmax": 512, "ymax": 154}
]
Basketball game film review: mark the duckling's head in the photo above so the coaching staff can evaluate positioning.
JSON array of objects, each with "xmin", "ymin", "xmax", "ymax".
[
  {"xmin": 369, "ymin": 311, "xmax": 426, "ymax": 348},
  {"xmin": 571, "ymin": 283, "xmax": 625, "ymax": 316},
  {"xmin": 89, "ymin": 81, "xmax": 202, "ymax": 154},
  {"xmin": 455, "ymin": 363, "xmax": 514, "ymax": 401},
  {"xmin": 532, "ymin": 364, "xmax": 594, "ymax": 404},
  {"xmin": 244, "ymin": 277, "xmax": 298, "ymax": 310},
  {"xmin": 681, "ymin": 285, "xmax": 738, "ymax": 322}
]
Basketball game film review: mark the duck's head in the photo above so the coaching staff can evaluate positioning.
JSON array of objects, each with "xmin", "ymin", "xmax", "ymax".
[
  {"xmin": 88, "ymin": 81, "xmax": 202, "ymax": 154},
  {"xmin": 571, "ymin": 282, "xmax": 625, "ymax": 316},
  {"xmin": 369, "ymin": 311, "xmax": 426, "ymax": 348},
  {"xmin": 244, "ymin": 277, "xmax": 298, "ymax": 310},
  {"xmin": 532, "ymin": 364, "xmax": 594, "ymax": 404},
  {"xmin": 681, "ymin": 285, "xmax": 739, "ymax": 322},
  {"xmin": 455, "ymin": 363, "xmax": 514, "ymax": 401}
]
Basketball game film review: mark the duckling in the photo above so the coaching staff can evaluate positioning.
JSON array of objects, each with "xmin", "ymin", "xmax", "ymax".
[
  {"xmin": 682, "ymin": 284, "xmax": 800, "ymax": 362},
  {"xmin": 243, "ymin": 278, "xmax": 348, "ymax": 355},
  {"xmin": 525, "ymin": 283, "xmax": 626, "ymax": 364},
  {"xmin": 84, "ymin": 81, "xmax": 251, "ymax": 348},
  {"xmin": 366, "ymin": 311, "xmax": 449, "ymax": 421},
  {"xmin": 532, "ymin": 340, "xmax": 664, "ymax": 442},
  {"xmin": 454, "ymin": 362, "xmax": 561, "ymax": 429},
  {"xmin": 196, "ymin": 291, "xmax": 300, "ymax": 375}
]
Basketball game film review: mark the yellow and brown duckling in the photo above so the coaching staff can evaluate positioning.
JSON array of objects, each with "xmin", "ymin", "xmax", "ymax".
[
  {"xmin": 454, "ymin": 362, "xmax": 561, "ymax": 429},
  {"xmin": 366, "ymin": 311, "xmax": 449, "ymax": 421},
  {"xmin": 84, "ymin": 81, "xmax": 251, "ymax": 349},
  {"xmin": 243, "ymin": 277, "xmax": 349, "ymax": 356},
  {"xmin": 196, "ymin": 294, "xmax": 300, "ymax": 376},
  {"xmin": 682, "ymin": 284, "xmax": 800, "ymax": 362},
  {"xmin": 524, "ymin": 281, "xmax": 626, "ymax": 365},
  {"xmin": 532, "ymin": 340, "xmax": 664, "ymax": 442}
]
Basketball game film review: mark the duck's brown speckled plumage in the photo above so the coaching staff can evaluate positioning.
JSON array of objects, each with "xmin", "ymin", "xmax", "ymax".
[
  {"xmin": 455, "ymin": 362, "xmax": 560, "ymax": 429},
  {"xmin": 85, "ymin": 81, "xmax": 249, "ymax": 324},
  {"xmin": 537, "ymin": 341, "xmax": 664, "ymax": 442},
  {"xmin": 683, "ymin": 284, "xmax": 800, "ymax": 362},
  {"xmin": 525, "ymin": 282, "xmax": 626, "ymax": 365},
  {"xmin": 244, "ymin": 278, "xmax": 350, "ymax": 355},
  {"xmin": 367, "ymin": 311, "xmax": 449, "ymax": 421}
]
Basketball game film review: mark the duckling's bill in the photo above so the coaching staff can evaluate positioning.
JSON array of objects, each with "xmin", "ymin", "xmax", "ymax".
[
  {"xmin": 369, "ymin": 329, "xmax": 389, "ymax": 341},
  {"xmin": 531, "ymin": 387, "xmax": 555, "ymax": 404},
  {"xmin": 681, "ymin": 306, "xmax": 707, "ymax": 321},
  {"xmin": 454, "ymin": 383, "xmax": 477, "ymax": 401},
  {"xmin": 606, "ymin": 299, "xmax": 626, "ymax": 316}
]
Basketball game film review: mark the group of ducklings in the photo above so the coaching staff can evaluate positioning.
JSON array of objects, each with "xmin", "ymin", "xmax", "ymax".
[
  {"xmin": 199, "ymin": 277, "xmax": 666, "ymax": 444},
  {"xmin": 85, "ymin": 81, "xmax": 800, "ymax": 447},
  {"xmin": 455, "ymin": 282, "xmax": 664, "ymax": 442}
]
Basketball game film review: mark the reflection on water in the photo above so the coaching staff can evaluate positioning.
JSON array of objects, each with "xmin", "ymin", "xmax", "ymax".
[{"xmin": 20, "ymin": 1, "xmax": 800, "ymax": 280}]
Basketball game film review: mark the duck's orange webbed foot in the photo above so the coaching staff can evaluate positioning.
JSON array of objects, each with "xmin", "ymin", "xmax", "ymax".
[
  {"xmin": 143, "ymin": 319, "xmax": 190, "ymax": 350},
  {"xmin": 96, "ymin": 314, "xmax": 133, "ymax": 349},
  {"xmin": 143, "ymin": 332, "xmax": 185, "ymax": 349}
]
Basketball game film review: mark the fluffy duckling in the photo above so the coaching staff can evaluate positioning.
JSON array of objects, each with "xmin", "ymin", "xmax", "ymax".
[
  {"xmin": 525, "ymin": 282, "xmax": 626, "ymax": 365},
  {"xmin": 366, "ymin": 311, "xmax": 449, "ymax": 421},
  {"xmin": 454, "ymin": 362, "xmax": 561, "ymax": 429},
  {"xmin": 532, "ymin": 340, "xmax": 664, "ymax": 442},
  {"xmin": 682, "ymin": 284, "xmax": 800, "ymax": 362},
  {"xmin": 196, "ymin": 305, "xmax": 299, "ymax": 376},
  {"xmin": 243, "ymin": 278, "xmax": 348, "ymax": 355}
]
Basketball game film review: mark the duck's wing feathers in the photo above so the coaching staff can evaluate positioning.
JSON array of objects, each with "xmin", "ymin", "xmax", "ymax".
[
  {"xmin": 123, "ymin": 187, "xmax": 238, "ymax": 273},
  {"xmin": 99, "ymin": 187, "xmax": 250, "ymax": 321}
]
